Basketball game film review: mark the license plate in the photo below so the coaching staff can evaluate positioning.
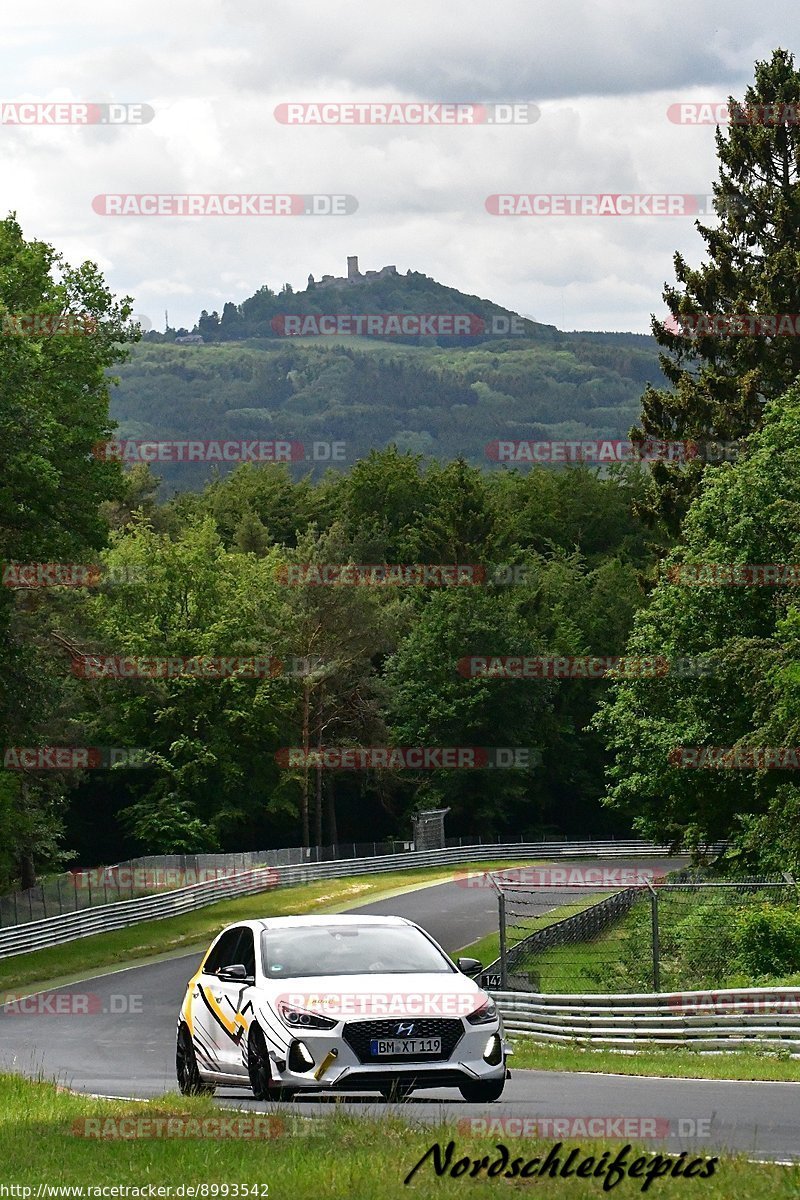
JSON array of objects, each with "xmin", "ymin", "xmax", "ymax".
[{"xmin": 369, "ymin": 1038, "xmax": 442, "ymax": 1056}]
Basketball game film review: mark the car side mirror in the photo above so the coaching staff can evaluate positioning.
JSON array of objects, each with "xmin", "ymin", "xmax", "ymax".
[
  {"xmin": 456, "ymin": 957, "xmax": 482, "ymax": 976},
  {"xmin": 218, "ymin": 963, "xmax": 252, "ymax": 983}
]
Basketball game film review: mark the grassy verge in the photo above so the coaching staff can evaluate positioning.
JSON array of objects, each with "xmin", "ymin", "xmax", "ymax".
[
  {"xmin": 509, "ymin": 1037, "xmax": 800, "ymax": 1081},
  {"xmin": 0, "ymin": 860, "xmax": 535, "ymax": 996},
  {"xmin": 0, "ymin": 1074, "xmax": 796, "ymax": 1198}
]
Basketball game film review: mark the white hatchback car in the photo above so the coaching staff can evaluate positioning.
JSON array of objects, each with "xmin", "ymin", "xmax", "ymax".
[{"xmin": 176, "ymin": 914, "xmax": 509, "ymax": 1102}]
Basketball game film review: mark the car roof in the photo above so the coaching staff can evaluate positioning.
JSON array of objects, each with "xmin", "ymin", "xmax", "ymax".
[{"xmin": 240, "ymin": 914, "xmax": 414, "ymax": 931}]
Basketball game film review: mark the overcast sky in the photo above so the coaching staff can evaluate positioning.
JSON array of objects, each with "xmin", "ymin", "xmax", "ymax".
[{"xmin": 1, "ymin": 2, "xmax": 797, "ymax": 333}]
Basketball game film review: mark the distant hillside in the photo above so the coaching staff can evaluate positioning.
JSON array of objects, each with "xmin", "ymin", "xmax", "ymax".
[
  {"xmin": 150, "ymin": 268, "xmax": 560, "ymax": 348},
  {"xmin": 115, "ymin": 268, "xmax": 665, "ymax": 490}
]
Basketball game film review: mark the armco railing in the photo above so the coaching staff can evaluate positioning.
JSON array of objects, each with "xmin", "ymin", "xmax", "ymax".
[
  {"xmin": 0, "ymin": 839, "xmax": 675, "ymax": 960},
  {"xmin": 494, "ymin": 986, "xmax": 800, "ymax": 1051},
  {"xmin": 0, "ymin": 835, "xmax": 654, "ymax": 926}
]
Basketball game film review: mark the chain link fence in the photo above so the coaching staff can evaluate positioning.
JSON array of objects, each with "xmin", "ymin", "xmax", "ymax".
[
  {"xmin": 0, "ymin": 831, "xmax": 594, "ymax": 928},
  {"xmin": 0, "ymin": 843, "xmax": 409, "ymax": 927},
  {"xmin": 486, "ymin": 872, "xmax": 800, "ymax": 993}
]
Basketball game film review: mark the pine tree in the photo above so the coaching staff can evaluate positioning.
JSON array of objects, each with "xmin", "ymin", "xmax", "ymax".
[{"xmin": 636, "ymin": 48, "xmax": 800, "ymax": 529}]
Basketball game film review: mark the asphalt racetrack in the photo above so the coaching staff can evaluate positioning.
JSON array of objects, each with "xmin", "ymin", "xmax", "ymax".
[{"xmin": 0, "ymin": 856, "xmax": 798, "ymax": 1163}]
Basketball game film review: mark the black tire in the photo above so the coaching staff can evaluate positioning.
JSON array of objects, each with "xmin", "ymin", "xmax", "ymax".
[
  {"xmin": 248, "ymin": 1023, "xmax": 294, "ymax": 1102},
  {"xmin": 458, "ymin": 1076, "xmax": 506, "ymax": 1103},
  {"xmin": 379, "ymin": 1080, "xmax": 415, "ymax": 1102},
  {"xmin": 176, "ymin": 1024, "xmax": 215, "ymax": 1095}
]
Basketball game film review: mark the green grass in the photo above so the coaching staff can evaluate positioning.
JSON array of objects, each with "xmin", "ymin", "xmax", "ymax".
[
  {"xmin": 1, "ymin": 1073, "xmax": 797, "ymax": 1197},
  {"xmin": 0, "ymin": 860, "xmax": 535, "ymax": 996},
  {"xmin": 521, "ymin": 917, "xmax": 636, "ymax": 992},
  {"xmin": 508, "ymin": 1038, "xmax": 800, "ymax": 1081}
]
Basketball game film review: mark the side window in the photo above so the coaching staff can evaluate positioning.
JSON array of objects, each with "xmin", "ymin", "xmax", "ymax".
[
  {"xmin": 203, "ymin": 928, "xmax": 242, "ymax": 975},
  {"xmin": 234, "ymin": 928, "xmax": 256, "ymax": 979}
]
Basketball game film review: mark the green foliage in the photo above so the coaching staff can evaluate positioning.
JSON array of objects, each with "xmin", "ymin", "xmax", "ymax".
[
  {"xmin": 595, "ymin": 383, "xmax": 800, "ymax": 867},
  {"xmin": 592, "ymin": 892, "xmax": 800, "ymax": 992},
  {"xmin": 732, "ymin": 902, "xmax": 800, "ymax": 978},
  {"xmin": 75, "ymin": 517, "xmax": 298, "ymax": 853},
  {"xmin": 637, "ymin": 48, "xmax": 800, "ymax": 527},
  {"xmin": 0, "ymin": 213, "xmax": 137, "ymax": 881},
  {"xmin": 112, "ymin": 331, "xmax": 663, "ymax": 492}
]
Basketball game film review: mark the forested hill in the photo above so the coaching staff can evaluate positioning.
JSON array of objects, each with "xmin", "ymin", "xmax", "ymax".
[{"xmin": 115, "ymin": 270, "xmax": 665, "ymax": 490}]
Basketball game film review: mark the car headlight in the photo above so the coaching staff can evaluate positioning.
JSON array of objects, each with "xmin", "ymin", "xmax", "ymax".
[
  {"xmin": 466, "ymin": 995, "xmax": 498, "ymax": 1025},
  {"xmin": 277, "ymin": 1001, "xmax": 337, "ymax": 1030}
]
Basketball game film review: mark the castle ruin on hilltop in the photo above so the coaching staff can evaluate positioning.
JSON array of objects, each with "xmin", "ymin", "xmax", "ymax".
[{"xmin": 308, "ymin": 256, "xmax": 401, "ymax": 290}]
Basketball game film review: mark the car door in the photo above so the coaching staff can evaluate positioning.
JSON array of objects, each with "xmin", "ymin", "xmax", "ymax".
[
  {"xmin": 211, "ymin": 926, "xmax": 257, "ymax": 1076},
  {"xmin": 192, "ymin": 926, "xmax": 254, "ymax": 1076}
]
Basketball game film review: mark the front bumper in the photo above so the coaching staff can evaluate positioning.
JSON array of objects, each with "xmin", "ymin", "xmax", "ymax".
[{"xmin": 266, "ymin": 1018, "xmax": 509, "ymax": 1091}]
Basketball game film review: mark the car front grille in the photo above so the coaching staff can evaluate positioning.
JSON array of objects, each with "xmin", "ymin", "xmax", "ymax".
[{"xmin": 343, "ymin": 1018, "xmax": 464, "ymax": 1063}]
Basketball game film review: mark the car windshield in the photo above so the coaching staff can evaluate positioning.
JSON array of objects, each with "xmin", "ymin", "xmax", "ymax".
[{"xmin": 260, "ymin": 924, "xmax": 455, "ymax": 978}]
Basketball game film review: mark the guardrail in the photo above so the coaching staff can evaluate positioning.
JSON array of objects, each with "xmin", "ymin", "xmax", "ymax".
[
  {"xmin": 0, "ymin": 839, "xmax": 677, "ymax": 960},
  {"xmin": 493, "ymin": 986, "xmax": 800, "ymax": 1051}
]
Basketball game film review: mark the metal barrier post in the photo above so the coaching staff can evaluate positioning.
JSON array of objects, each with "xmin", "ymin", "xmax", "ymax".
[
  {"xmin": 499, "ymin": 891, "xmax": 508, "ymax": 990},
  {"xmin": 647, "ymin": 882, "xmax": 661, "ymax": 992}
]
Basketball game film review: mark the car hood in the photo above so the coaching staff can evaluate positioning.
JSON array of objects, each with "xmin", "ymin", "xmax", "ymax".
[{"xmin": 257, "ymin": 971, "xmax": 488, "ymax": 1022}]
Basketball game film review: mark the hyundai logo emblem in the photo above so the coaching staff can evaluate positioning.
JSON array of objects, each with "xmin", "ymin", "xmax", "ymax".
[{"xmin": 395, "ymin": 1022, "xmax": 415, "ymax": 1036}]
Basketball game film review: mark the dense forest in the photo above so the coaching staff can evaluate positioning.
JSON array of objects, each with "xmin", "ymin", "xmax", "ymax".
[
  {"xmin": 113, "ymin": 276, "xmax": 664, "ymax": 490},
  {"xmin": 2, "ymin": 446, "xmax": 664, "ymax": 877}
]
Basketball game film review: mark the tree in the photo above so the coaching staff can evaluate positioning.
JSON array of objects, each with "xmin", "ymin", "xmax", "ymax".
[
  {"xmin": 280, "ymin": 523, "xmax": 396, "ymax": 846},
  {"xmin": 595, "ymin": 383, "xmax": 800, "ymax": 867},
  {"xmin": 404, "ymin": 458, "xmax": 498, "ymax": 564},
  {"xmin": 0, "ymin": 213, "xmax": 133, "ymax": 564},
  {"xmin": 635, "ymin": 49, "xmax": 800, "ymax": 529},
  {"xmin": 385, "ymin": 588, "xmax": 553, "ymax": 834},
  {"xmin": 0, "ymin": 213, "xmax": 135, "ymax": 881},
  {"xmin": 71, "ymin": 517, "xmax": 297, "ymax": 853}
]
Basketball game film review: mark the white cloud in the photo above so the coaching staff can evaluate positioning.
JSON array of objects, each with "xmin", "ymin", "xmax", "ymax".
[{"xmin": 0, "ymin": 1, "xmax": 797, "ymax": 332}]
